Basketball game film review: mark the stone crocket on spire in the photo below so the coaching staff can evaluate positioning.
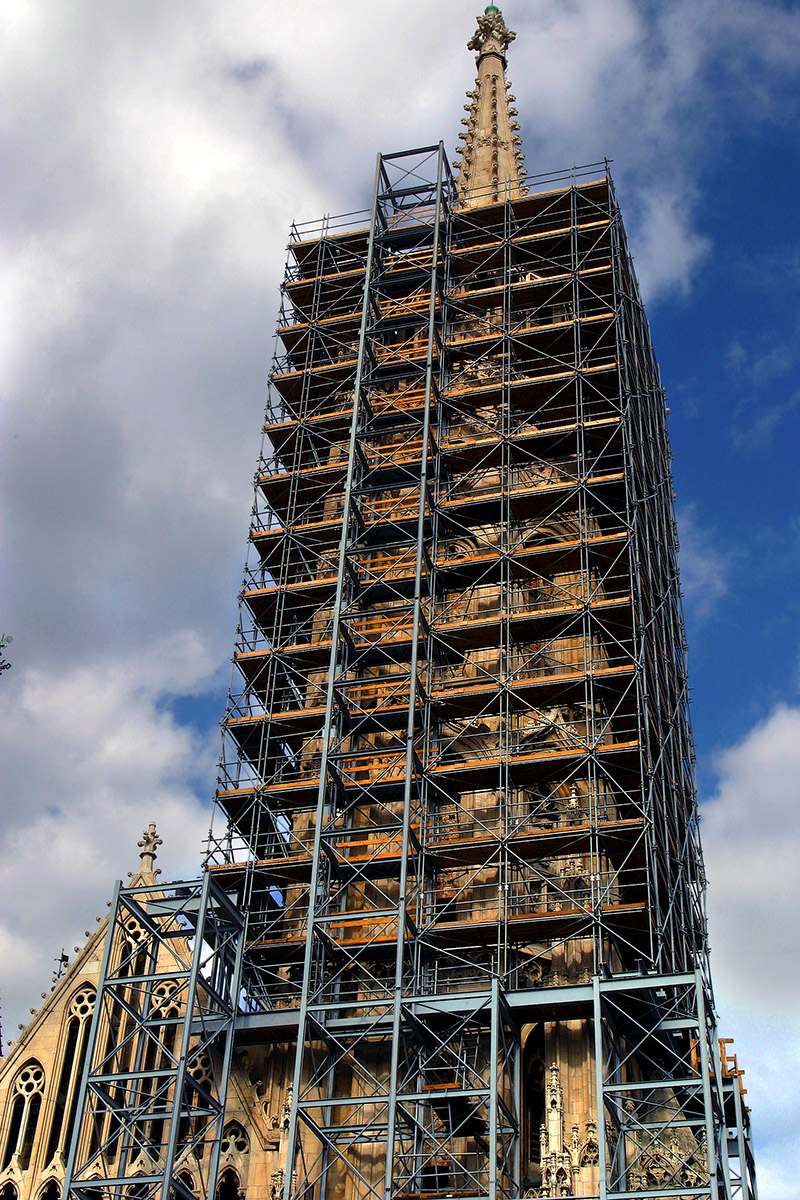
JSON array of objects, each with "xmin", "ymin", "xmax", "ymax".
[{"xmin": 455, "ymin": 5, "xmax": 527, "ymax": 206}]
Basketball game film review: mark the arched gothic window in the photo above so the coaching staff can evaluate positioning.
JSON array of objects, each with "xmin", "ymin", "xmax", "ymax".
[
  {"xmin": 39, "ymin": 1180, "xmax": 61, "ymax": 1200},
  {"xmin": 126, "ymin": 1177, "xmax": 150, "ymax": 1200},
  {"xmin": 220, "ymin": 1123, "xmax": 249, "ymax": 1158},
  {"xmin": 1, "ymin": 1060, "xmax": 45, "ymax": 1171},
  {"xmin": 141, "ymin": 982, "xmax": 181, "ymax": 1161},
  {"xmin": 45, "ymin": 985, "xmax": 96, "ymax": 1165},
  {"xmin": 119, "ymin": 916, "xmax": 151, "ymax": 987},
  {"xmin": 177, "ymin": 1051, "xmax": 213, "ymax": 1162},
  {"xmin": 176, "ymin": 1170, "xmax": 196, "ymax": 1199},
  {"xmin": 0, "ymin": 1183, "xmax": 19, "ymax": 1200},
  {"xmin": 215, "ymin": 1169, "xmax": 241, "ymax": 1200},
  {"xmin": 96, "ymin": 919, "xmax": 150, "ymax": 1164},
  {"xmin": 522, "ymin": 1024, "xmax": 545, "ymax": 1175}
]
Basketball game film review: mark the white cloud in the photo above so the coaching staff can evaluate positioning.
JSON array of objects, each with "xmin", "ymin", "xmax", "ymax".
[
  {"xmin": 632, "ymin": 190, "xmax": 711, "ymax": 299},
  {"xmin": 703, "ymin": 704, "xmax": 800, "ymax": 1015},
  {"xmin": 678, "ymin": 506, "xmax": 732, "ymax": 621},
  {"xmin": 0, "ymin": 636, "xmax": 218, "ymax": 1038},
  {"xmin": 702, "ymin": 704, "xmax": 800, "ymax": 1192}
]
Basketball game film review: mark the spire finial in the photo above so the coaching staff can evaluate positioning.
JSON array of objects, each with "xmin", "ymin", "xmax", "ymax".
[
  {"xmin": 468, "ymin": 6, "xmax": 516, "ymax": 66},
  {"xmin": 137, "ymin": 821, "xmax": 162, "ymax": 880},
  {"xmin": 456, "ymin": 7, "xmax": 527, "ymax": 206}
]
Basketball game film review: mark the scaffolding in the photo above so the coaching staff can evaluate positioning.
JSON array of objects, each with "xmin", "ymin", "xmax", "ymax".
[
  {"xmin": 63, "ymin": 143, "xmax": 757, "ymax": 1200},
  {"xmin": 62, "ymin": 877, "xmax": 245, "ymax": 1200},
  {"xmin": 200, "ymin": 144, "xmax": 756, "ymax": 1199}
]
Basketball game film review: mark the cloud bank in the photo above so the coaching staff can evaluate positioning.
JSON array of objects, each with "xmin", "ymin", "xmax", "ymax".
[{"xmin": 703, "ymin": 705, "xmax": 800, "ymax": 1195}]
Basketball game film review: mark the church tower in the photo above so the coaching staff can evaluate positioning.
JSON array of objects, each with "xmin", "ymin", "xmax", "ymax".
[{"xmin": 53, "ymin": 9, "xmax": 757, "ymax": 1200}]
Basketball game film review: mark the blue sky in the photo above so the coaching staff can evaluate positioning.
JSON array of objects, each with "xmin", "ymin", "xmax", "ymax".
[
  {"xmin": 2, "ymin": 2, "xmax": 799, "ymax": 1195},
  {"xmin": 656, "ymin": 128, "xmax": 800, "ymax": 760}
]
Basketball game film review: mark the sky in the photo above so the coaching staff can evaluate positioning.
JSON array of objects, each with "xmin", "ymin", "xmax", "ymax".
[{"xmin": 1, "ymin": 0, "xmax": 799, "ymax": 1193}]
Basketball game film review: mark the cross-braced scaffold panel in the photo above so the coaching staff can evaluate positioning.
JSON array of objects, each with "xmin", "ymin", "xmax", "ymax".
[{"xmin": 62, "ymin": 876, "xmax": 244, "ymax": 1200}]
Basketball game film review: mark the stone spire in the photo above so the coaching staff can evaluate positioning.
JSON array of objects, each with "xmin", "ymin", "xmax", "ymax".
[
  {"xmin": 135, "ymin": 821, "xmax": 162, "ymax": 884},
  {"xmin": 455, "ymin": 5, "xmax": 527, "ymax": 206}
]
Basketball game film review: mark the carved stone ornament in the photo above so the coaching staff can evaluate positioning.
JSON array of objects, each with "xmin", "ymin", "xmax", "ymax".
[
  {"xmin": 579, "ymin": 1119, "xmax": 599, "ymax": 1166},
  {"xmin": 229, "ymin": 1050, "xmax": 273, "ymax": 1148},
  {"xmin": 137, "ymin": 821, "xmax": 162, "ymax": 877},
  {"xmin": 536, "ymin": 1064, "xmax": 576, "ymax": 1197},
  {"xmin": 282, "ymin": 1085, "xmax": 293, "ymax": 1130},
  {"xmin": 468, "ymin": 8, "xmax": 516, "ymax": 62},
  {"xmin": 270, "ymin": 1169, "xmax": 285, "ymax": 1200}
]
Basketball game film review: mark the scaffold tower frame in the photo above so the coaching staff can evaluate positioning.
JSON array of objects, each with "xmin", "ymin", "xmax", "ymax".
[
  {"xmin": 62, "ymin": 877, "xmax": 245, "ymax": 1200},
  {"xmin": 63, "ymin": 130, "xmax": 758, "ymax": 1200}
]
